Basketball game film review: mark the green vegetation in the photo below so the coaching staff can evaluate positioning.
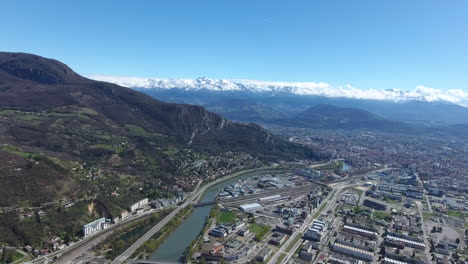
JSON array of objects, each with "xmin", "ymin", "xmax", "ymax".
[
  {"xmin": 0, "ymin": 250, "xmax": 25, "ymax": 264},
  {"xmin": 248, "ymin": 224, "xmax": 270, "ymax": 241},
  {"xmin": 0, "ymin": 144, "xmax": 39, "ymax": 159},
  {"xmin": 313, "ymin": 202, "xmax": 328, "ymax": 218},
  {"xmin": 373, "ymin": 211, "xmax": 393, "ymax": 221},
  {"xmin": 295, "ymin": 244, "xmax": 303, "ymax": 254},
  {"xmin": 314, "ymin": 161, "xmax": 343, "ymax": 171},
  {"xmin": 422, "ymin": 212, "xmax": 434, "ymax": 221},
  {"xmin": 384, "ymin": 196, "xmax": 400, "ymax": 204},
  {"xmin": 15, "ymin": 114, "xmax": 41, "ymax": 121},
  {"xmin": 0, "ymin": 110, "xmax": 41, "ymax": 122},
  {"xmin": 276, "ymin": 253, "xmax": 287, "ymax": 264},
  {"xmin": 0, "ymin": 110, "xmax": 16, "ymax": 115},
  {"xmin": 218, "ymin": 211, "xmax": 236, "ymax": 224},
  {"xmin": 89, "ymin": 144, "xmax": 124, "ymax": 153},
  {"xmin": 125, "ymin": 124, "xmax": 147, "ymax": 135},
  {"xmin": 348, "ymin": 187, "xmax": 364, "ymax": 197},
  {"xmin": 98, "ymin": 208, "xmax": 173, "ymax": 260},
  {"xmin": 447, "ymin": 210, "xmax": 468, "ymax": 218},
  {"xmin": 47, "ymin": 112, "xmax": 91, "ymax": 120},
  {"xmin": 163, "ymin": 147, "xmax": 179, "ymax": 156},
  {"xmin": 352, "ymin": 206, "xmax": 365, "ymax": 214},
  {"xmin": 286, "ymin": 233, "xmax": 302, "ymax": 253},
  {"xmin": 132, "ymin": 206, "xmax": 193, "ymax": 259}
]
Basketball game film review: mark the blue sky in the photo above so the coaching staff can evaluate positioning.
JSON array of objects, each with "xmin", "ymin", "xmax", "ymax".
[{"xmin": 1, "ymin": 0, "xmax": 467, "ymax": 92}]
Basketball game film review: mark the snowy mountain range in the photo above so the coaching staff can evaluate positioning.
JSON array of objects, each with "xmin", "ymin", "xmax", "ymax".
[{"xmin": 90, "ymin": 75, "xmax": 468, "ymax": 107}]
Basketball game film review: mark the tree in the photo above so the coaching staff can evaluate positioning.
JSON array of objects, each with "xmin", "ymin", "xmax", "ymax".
[
  {"xmin": 395, "ymin": 248, "xmax": 400, "ymax": 254},
  {"xmin": 431, "ymin": 226, "xmax": 437, "ymax": 233},
  {"xmin": 379, "ymin": 246, "xmax": 386, "ymax": 255},
  {"xmin": 113, "ymin": 239, "xmax": 126, "ymax": 251},
  {"xmin": 456, "ymin": 238, "xmax": 461, "ymax": 244},
  {"xmin": 5, "ymin": 251, "xmax": 14, "ymax": 263},
  {"xmin": 64, "ymin": 233, "xmax": 72, "ymax": 245},
  {"xmin": 34, "ymin": 211, "xmax": 41, "ymax": 223}
]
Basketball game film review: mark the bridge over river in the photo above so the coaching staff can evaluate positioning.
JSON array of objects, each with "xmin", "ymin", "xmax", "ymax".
[
  {"xmin": 192, "ymin": 200, "xmax": 217, "ymax": 207},
  {"xmin": 128, "ymin": 260, "xmax": 181, "ymax": 264}
]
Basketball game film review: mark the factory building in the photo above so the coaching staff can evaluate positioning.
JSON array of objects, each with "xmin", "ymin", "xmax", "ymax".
[
  {"xmin": 342, "ymin": 224, "xmax": 378, "ymax": 239},
  {"xmin": 330, "ymin": 241, "xmax": 374, "ymax": 262},
  {"xmin": 239, "ymin": 203, "xmax": 262, "ymax": 212},
  {"xmin": 386, "ymin": 233, "xmax": 425, "ymax": 250}
]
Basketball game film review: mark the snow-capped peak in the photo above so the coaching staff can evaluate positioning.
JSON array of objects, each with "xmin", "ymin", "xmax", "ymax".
[{"xmin": 89, "ymin": 75, "xmax": 468, "ymax": 107}]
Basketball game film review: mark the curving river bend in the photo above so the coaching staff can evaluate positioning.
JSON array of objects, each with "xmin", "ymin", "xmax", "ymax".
[{"xmin": 149, "ymin": 169, "xmax": 285, "ymax": 262}]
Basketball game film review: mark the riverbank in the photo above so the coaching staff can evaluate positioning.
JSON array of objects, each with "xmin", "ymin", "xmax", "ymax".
[
  {"xmin": 148, "ymin": 166, "xmax": 292, "ymax": 262},
  {"xmin": 93, "ymin": 208, "xmax": 174, "ymax": 260},
  {"xmin": 183, "ymin": 204, "xmax": 220, "ymax": 263},
  {"xmin": 130, "ymin": 206, "xmax": 193, "ymax": 260}
]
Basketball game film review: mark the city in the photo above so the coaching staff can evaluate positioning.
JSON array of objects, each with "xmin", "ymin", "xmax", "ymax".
[{"xmin": 1, "ymin": 1, "xmax": 468, "ymax": 264}]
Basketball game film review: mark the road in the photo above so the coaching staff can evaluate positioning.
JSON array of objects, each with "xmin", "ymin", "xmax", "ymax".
[
  {"xmin": 284, "ymin": 183, "xmax": 346, "ymax": 264},
  {"xmin": 111, "ymin": 198, "xmax": 195, "ymax": 264},
  {"xmin": 111, "ymin": 166, "xmax": 289, "ymax": 264},
  {"xmin": 27, "ymin": 208, "xmax": 160, "ymax": 264},
  {"xmin": 416, "ymin": 200, "xmax": 432, "ymax": 263},
  {"xmin": 27, "ymin": 165, "xmax": 317, "ymax": 264},
  {"xmin": 267, "ymin": 168, "xmax": 382, "ymax": 264},
  {"xmin": 265, "ymin": 181, "xmax": 346, "ymax": 264}
]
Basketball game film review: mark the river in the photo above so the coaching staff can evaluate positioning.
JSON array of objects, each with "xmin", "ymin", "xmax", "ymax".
[{"xmin": 148, "ymin": 169, "xmax": 285, "ymax": 262}]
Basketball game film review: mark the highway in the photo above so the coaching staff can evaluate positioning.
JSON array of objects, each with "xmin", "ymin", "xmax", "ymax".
[
  {"xmin": 266, "ymin": 167, "xmax": 386, "ymax": 264},
  {"xmin": 111, "ymin": 194, "xmax": 196, "ymax": 264},
  {"xmin": 26, "ymin": 165, "xmax": 320, "ymax": 264},
  {"xmin": 111, "ymin": 166, "xmax": 288, "ymax": 264},
  {"xmin": 28, "ymin": 208, "xmax": 162, "ymax": 264},
  {"xmin": 284, "ymin": 184, "xmax": 346, "ymax": 264},
  {"xmin": 266, "ymin": 182, "xmax": 346, "ymax": 264}
]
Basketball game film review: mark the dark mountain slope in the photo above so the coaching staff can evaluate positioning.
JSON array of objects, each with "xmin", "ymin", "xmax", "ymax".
[
  {"xmin": 275, "ymin": 104, "xmax": 412, "ymax": 131},
  {"xmin": 0, "ymin": 52, "xmax": 316, "ymax": 207}
]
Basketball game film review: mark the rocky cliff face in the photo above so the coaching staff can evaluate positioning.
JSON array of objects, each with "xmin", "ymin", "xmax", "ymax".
[{"xmin": 0, "ymin": 53, "xmax": 315, "ymax": 152}]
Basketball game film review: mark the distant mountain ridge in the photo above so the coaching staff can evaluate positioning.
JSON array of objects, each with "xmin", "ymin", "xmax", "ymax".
[
  {"xmin": 275, "ymin": 104, "xmax": 412, "ymax": 131},
  {"xmin": 124, "ymin": 87, "xmax": 468, "ymax": 125},
  {"xmin": 91, "ymin": 75, "xmax": 468, "ymax": 107}
]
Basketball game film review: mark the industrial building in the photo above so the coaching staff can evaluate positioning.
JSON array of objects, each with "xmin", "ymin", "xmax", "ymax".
[
  {"xmin": 385, "ymin": 233, "xmax": 425, "ymax": 250},
  {"xmin": 363, "ymin": 199, "xmax": 387, "ymax": 211},
  {"xmin": 269, "ymin": 233, "xmax": 287, "ymax": 246},
  {"xmin": 239, "ymin": 203, "xmax": 262, "ymax": 212},
  {"xmin": 256, "ymin": 247, "xmax": 272, "ymax": 262},
  {"xmin": 304, "ymin": 228, "xmax": 322, "ymax": 242},
  {"xmin": 330, "ymin": 241, "xmax": 374, "ymax": 262},
  {"xmin": 342, "ymin": 223, "xmax": 378, "ymax": 239}
]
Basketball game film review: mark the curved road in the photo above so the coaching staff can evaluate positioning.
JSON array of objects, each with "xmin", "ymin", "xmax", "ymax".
[{"xmin": 112, "ymin": 166, "xmax": 287, "ymax": 264}]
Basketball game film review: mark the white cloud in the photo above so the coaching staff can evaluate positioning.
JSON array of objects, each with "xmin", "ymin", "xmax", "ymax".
[{"xmin": 88, "ymin": 75, "xmax": 468, "ymax": 107}]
